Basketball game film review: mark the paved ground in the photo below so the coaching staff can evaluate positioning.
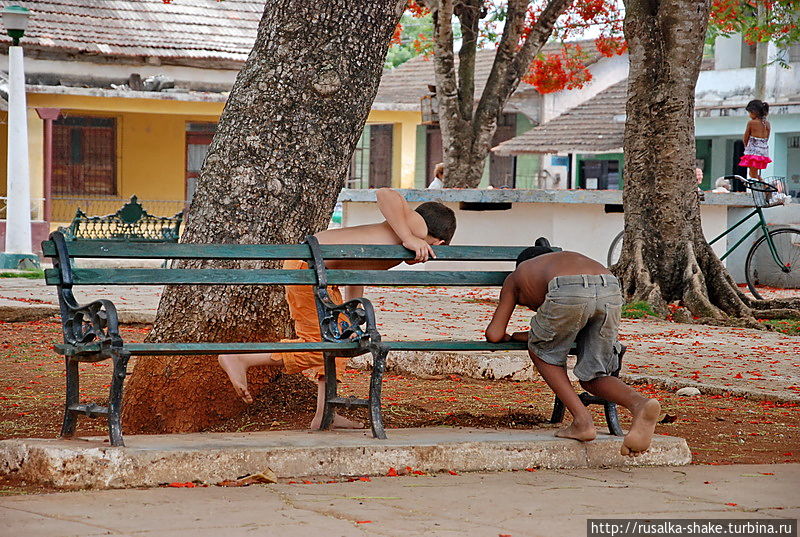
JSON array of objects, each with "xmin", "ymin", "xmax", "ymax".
[
  {"xmin": 2, "ymin": 279, "xmax": 798, "ymax": 400},
  {"xmin": 1, "ymin": 464, "xmax": 796, "ymax": 536}
]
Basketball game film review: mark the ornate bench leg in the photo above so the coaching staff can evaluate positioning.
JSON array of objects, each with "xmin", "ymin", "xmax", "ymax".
[
  {"xmin": 550, "ymin": 396, "xmax": 565, "ymax": 424},
  {"xmin": 604, "ymin": 402, "xmax": 624, "ymax": 436},
  {"xmin": 369, "ymin": 346, "xmax": 388, "ymax": 440},
  {"xmin": 60, "ymin": 358, "xmax": 79, "ymax": 438},
  {"xmin": 319, "ymin": 352, "xmax": 338, "ymax": 431},
  {"xmin": 107, "ymin": 351, "xmax": 130, "ymax": 447}
]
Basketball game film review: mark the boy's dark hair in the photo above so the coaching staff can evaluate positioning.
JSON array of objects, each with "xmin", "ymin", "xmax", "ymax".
[
  {"xmin": 516, "ymin": 245, "xmax": 555, "ymax": 267},
  {"xmin": 746, "ymin": 99, "xmax": 769, "ymax": 118},
  {"xmin": 415, "ymin": 202, "xmax": 457, "ymax": 243}
]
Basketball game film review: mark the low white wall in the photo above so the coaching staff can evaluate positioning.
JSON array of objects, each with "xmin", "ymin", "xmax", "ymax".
[{"xmin": 340, "ymin": 189, "xmax": 739, "ymax": 275}]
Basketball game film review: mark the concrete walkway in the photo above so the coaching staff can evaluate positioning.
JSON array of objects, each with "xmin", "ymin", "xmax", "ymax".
[
  {"xmin": 2, "ymin": 278, "xmax": 798, "ymax": 400},
  {"xmin": 1, "ymin": 464, "xmax": 797, "ymax": 536}
]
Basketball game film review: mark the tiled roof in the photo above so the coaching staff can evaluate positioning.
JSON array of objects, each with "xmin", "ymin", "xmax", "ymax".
[
  {"xmin": 0, "ymin": 0, "xmax": 261, "ymax": 63},
  {"xmin": 492, "ymin": 78, "xmax": 628, "ymax": 155},
  {"xmin": 374, "ymin": 41, "xmax": 605, "ymax": 108}
]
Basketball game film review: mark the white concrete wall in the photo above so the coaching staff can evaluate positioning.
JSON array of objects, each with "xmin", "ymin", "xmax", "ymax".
[
  {"xmin": 541, "ymin": 54, "xmax": 629, "ymax": 123},
  {"xmin": 341, "ymin": 197, "xmax": 731, "ymax": 273},
  {"xmin": 701, "ymin": 36, "xmax": 799, "ymax": 105}
]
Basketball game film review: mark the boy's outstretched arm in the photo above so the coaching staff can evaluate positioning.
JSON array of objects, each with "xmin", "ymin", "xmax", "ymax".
[
  {"xmin": 485, "ymin": 277, "xmax": 518, "ymax": 343},
  {"xmin": 375, "ymin": 188, "xmax": 435, "ymax": 262}
]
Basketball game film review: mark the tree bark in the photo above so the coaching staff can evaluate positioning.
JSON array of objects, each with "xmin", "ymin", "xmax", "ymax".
[
  {"xmin": 426, "ymin": 0, "xmax": 571, "ymax": 188},
  {"xmin": 123, "ymin": 0, "xmax": 403, "ymax": 433},
  {"xmin": 614, "ymin": 0, "xmax": 800, "ymax": 324}
]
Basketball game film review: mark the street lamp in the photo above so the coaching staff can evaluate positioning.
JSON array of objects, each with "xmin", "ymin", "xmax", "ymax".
[
  {"xmin": 1, "ymin": 4, "xmax": 38, "ymax": 270},
  {"xmin": 2, "ymin": 4, "xmax": 29, "ymax": 46}
]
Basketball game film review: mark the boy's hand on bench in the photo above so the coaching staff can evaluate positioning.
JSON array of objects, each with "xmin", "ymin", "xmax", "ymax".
[
  {"xmin": 403, "ymin": 236, "xmax": 436, "ymax": 263},
  {"xmin": 510, "ymin": 331, "xmax": 529, "ymax": 342}
]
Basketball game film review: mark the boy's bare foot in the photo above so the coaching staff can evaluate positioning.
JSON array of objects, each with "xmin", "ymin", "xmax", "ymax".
[
  {"xmin": 218, "ymin": 355, "xmax": 253, "ymax": 404},
  {"xmin": 555, "ymin": 421, "xmax": 596, "ymax": 442},
  {"xmin": 310, "ymin": 413, "xmax": 364, "ymax": 430},
  {"xmin": 621, "ymin": 398, "xmax": 661, "ymax": 456}
]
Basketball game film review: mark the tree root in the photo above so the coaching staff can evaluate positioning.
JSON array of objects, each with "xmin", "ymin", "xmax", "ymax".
[{"xmin": 749, "ymin": 308, "xmax": 800, "ymax": 320}]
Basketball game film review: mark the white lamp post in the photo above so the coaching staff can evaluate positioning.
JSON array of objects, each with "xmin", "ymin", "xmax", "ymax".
[{"xmin": 1, "ymin": 4, "xmax": 38, "ymax": 270}]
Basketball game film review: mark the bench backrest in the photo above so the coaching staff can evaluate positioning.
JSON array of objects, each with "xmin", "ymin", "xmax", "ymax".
[
  {"xmin": 42, "ymin": 233, "xmax": 557, "ymax": 288},
  {"xmin": 59, "ymin": 196, "xmax": 183, "ymax": 242}
]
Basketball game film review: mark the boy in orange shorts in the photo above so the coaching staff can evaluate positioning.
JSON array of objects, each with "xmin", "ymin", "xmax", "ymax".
[{"xmin": 219, "ymin": 189, "xmax": 457, "ymax": 429}]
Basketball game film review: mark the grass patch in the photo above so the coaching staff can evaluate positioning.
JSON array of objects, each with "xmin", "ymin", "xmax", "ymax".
[
  {"xmin": 762, "ymin": 319, "xmax": 800, "ymax": 336},
  {"xmin": 622, "ymin": 301, "xmax": 658, "ymax": 319},
  {"xmin": 0, "ymin": 270, "xmax": 44, "ymax": 279}
]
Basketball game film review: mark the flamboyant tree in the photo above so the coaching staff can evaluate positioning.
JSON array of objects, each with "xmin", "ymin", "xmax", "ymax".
[
  {"xmin": 402, "ymin": 0, "xmax": 798, "ymax": 320},
  {"xmin": 411, "ymin": 0, "xmax": 627, "ymax": 188},
  {"xmin": 616, "ymin": 0, "xmax": 800, "ymax": 323},
  {"xmin": 123, "ymin": 0, "xmax": 404, "ymax": 432}
]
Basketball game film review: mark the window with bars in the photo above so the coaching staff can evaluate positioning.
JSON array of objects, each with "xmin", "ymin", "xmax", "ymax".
[{"xmin": 53, "ymin": 116, "xmax": 117, "ymax": 196}]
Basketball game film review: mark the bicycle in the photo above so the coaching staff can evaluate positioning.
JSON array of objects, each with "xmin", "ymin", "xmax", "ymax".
[{"xmin": 606, "ymin": 176, "xmax": 799, "ymax": 300}]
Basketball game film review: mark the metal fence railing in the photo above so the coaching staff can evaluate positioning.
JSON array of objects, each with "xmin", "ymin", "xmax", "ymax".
[
  {"xmin": 0, "ymin": 197, "xmax": 46, "ymax": 221},
  {"xmin": 51, "ymin": 197, "xmax": 186, "ymax": 223}
]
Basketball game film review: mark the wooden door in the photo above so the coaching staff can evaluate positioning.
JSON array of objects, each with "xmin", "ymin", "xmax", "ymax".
[
  {"xmin": 185, "ymin": 124, "xmax": 216, "ymax": 205},
  {"xmin": 490, "ymin": 113, "xmax": 517, "ymax": 188},
  {"xmin": 368, "ymin": 124, "xmax": 393, "ymax": 188},
  {"xmin": 425, "ymin": 126, "xmax": 443, "ymax": 186}
]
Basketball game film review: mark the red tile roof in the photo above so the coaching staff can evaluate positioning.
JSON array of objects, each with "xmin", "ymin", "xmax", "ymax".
[{"xmin": 1, "ymin": 0, "xmax": 261, "ymax": 64}]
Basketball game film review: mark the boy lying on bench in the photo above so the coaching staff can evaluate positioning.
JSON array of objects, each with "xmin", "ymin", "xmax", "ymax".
[
  {"xmin": 486, "ymin": 246, "xmax": 661, "ymax": 456},
  {"xmin": 219, "ymin": 189, "xmax": 457, "ymax": 429}
]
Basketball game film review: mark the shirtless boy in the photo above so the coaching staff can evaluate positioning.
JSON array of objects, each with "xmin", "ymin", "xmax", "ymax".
[
  {"xmin": 219, "ymin": 189, "xmax": 457, "ymax": 430},
  {"xmin": 485, "ymin": 246, "xmax": 661, "ymax": 456}
]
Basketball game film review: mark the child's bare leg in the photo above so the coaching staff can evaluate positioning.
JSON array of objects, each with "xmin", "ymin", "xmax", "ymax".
[
  {"xmin": 218, "ymin": 353, "xmax": 282, "ymax": 403},
  {"xmin": 579, "ymin": 376, "xmax": 661, "ymax": 456},
  {"xmin": 749, "ymin": 166, "xmax": 758, "ymax": 179},
  {"xmin": 309, "ymin": 378, "xmax": 363, "ymax": 430},
  {"xmin": 531, "ymin": 353, "xmax": 596, "ymax": 441}
]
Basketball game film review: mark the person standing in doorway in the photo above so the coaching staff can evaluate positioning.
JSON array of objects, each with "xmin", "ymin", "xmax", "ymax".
[{"xmin": 739, "ymin": 100, "xmax": 772, "ymax": 180}]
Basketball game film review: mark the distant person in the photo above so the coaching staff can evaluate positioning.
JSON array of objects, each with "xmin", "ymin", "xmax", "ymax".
[
  {"xmin": 711, "ymin": 177, "xmax": 732, "ymax": 193},
  {"xmin": 695, "ymin": 167, "xmax": 705, "ymax": 202},
  {"xmin": 739, "ymin": 100, "xmax": 772, "ymax": 179},
  {"xmin": 428, "ymin": 162, "xmax": 444, "ymax": 189},
  {"xmin": 485, "ymin": 246, "xmax": 661, "ymax": 456}
]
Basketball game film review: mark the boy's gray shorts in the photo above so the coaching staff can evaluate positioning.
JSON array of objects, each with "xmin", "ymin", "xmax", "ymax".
[{"xmin": 528, "ymin": 274, "xmax": 622, "ymax": 382}]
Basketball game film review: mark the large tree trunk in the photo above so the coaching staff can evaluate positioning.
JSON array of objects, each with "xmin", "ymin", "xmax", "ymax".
[
  {"xmin": 616, "ymin": 0, "xmax": 798, "ymax": 323},
  {"xmin": 123, "ymin": 0, "xmax": 403, "ymax": 433},
  {"xmin": 427, "ymin": 0, "xmax": 571, "ymax": 188}
]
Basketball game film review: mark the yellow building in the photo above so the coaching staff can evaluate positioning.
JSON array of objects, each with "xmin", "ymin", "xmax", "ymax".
[
  {"xmin": 1, "ymin": 1, "xmax": 623, "ymax": 252},
  {"xmin": 0, "ymin": 0, "xmax": 423, "ymax": 249}
]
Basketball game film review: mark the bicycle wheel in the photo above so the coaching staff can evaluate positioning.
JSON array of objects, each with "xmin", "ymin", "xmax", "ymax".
[
  {"xmin": 745, "ymin": 228, "xmax": 800, "ymax": 300},
  {"xmin": 607, "ymin": 230, "xmax": 624, "ymax": 268}
]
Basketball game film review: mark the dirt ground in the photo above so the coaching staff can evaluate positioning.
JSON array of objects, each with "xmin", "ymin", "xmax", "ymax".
[{"xmin": 1, "ymin": 319, "xmax": 797, "ymax": 470}]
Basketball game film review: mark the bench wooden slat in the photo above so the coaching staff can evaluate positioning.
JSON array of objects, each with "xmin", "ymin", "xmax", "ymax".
[
  {"xmin": 56, "ymin": 340, "xmax": 527, "ymax": 356},
  {"xmin": 45, "ymin": 268, "xmax": 512, "ymax": 286},
  {"xmin": 41, "ymin": 241, "xmax": 529, "ymax": 261}
]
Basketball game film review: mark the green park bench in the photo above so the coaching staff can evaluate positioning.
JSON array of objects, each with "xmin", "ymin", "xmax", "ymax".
[
  {"xmin": 59, "ymin": 195, "xmax": 183, "ymax": 242},
  {"xmin": 42, "ymin": 232, "xmax": 625, "ymax": 446}
]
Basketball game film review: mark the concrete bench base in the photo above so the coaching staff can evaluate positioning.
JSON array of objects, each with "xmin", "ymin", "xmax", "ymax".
[{"xmin": 0, "ymin": 428, "xmax": 690, "ymax": 489}]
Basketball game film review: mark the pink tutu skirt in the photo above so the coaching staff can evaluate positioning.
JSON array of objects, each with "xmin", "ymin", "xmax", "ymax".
[{"xmin": 739, "ymin": 154, "xmax": 772, "ymax": 169}]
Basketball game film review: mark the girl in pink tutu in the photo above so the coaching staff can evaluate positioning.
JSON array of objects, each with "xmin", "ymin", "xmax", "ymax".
[{"xmin": 739, "ymin": 100, "xmax": 772, "ymax": 179}]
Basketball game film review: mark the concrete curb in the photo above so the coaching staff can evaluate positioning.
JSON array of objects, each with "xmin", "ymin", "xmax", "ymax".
[
  {"xmin": 620, "ymin": 374, "xmax": 800, "ymax": 403},
  {"xmin": 350, "ymin": 351, "xmax": 799, "ymax": 403},
  {"xmin": 0, "ymin": 305, "xmax": 155, "ymax": 324},
  {"xmin": 0, "ymin": 428, "xmax": 691, "ymax": 489}
]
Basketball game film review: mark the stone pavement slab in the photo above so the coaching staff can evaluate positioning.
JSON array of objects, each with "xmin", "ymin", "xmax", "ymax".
[
  {"xmin": 0, "ymin": 428, "xmax": 690, "ymax": 489},
  {"xmin": 0, "ymin": 464, "xmax": 796, "ymax": 537}
]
